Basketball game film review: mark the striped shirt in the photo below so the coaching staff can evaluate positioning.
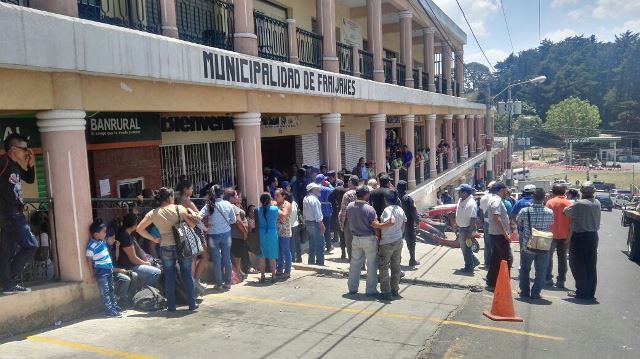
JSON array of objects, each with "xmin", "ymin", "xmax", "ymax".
[
  {"xmin": 516, "ymin": 204, "xmax": 554, "ymax": 245},
  {"xmin": 85, "ymin": 239, "xmax": 113, "ymax": 271}
]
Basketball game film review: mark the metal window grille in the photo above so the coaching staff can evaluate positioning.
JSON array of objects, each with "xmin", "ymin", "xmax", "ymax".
[
  {"xmin": 78, "ymin": 0, "xmax": 162, "ymax": 34},
  {"xmin": 383, "ymin": 58, "xmax": 392, "ymax": 83},
  {"xmin": 396, "ymin": 63, "xmax": 406, "ymax": 87},
  {"xmin": 160, "ymin": 142, "xmax": 236, "ymax": 195},
  {"xmin": 254, "ymin": 11, "xmax": 289, "ymax": 62},
  {"xmin": 413, "ymin": 68, "xmax": 420, "ymax": 89},
  {"xmin": 358, "ymin": 49, "xmax": 373, "ymax": 80},
  {"xmin": 336, "ymin": 42, "xmax": 353, "ymax": 75},
  {"xmin": 176, "ymin": 0, "xmax": 234, "ymax": 50},
  {"xmin": 297, "ymin": 28, "xmax": 323, "ymax": 69}
]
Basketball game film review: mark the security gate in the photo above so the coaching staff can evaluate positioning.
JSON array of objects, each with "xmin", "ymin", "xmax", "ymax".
[{"xmin": 160, "ymin": 141, "xmax": 236, "ymax": 195}]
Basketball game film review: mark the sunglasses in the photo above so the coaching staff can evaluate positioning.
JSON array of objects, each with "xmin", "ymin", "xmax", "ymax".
[{"xmin": 11, "ymin": 145, "xmax": 29, "ymax": 152}]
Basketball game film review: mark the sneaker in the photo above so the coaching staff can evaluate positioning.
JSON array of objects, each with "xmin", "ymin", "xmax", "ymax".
[
  {"xmin": 3, "ymin": 284, "xmax": 31, "ymax": 294},
  {"xmin": 188, "ymin": 303, "xmax": 199, "ymax": 311},
  {"xmin": 518, "ymin": 291, "xmax": 530, "ymax": 298},
  {"xmin": 409, "ymin": 259, "xmax": 420, "ymax": 267},
  {"xmin": 391, "ymin": 290, "xmax": 399, "ymax": 297},
  {"xmin": 567, "ymin": 290, "xmax": 577, "ymax": 297},
  {"xmin": 213, "ymin": 285, "xmax": 223, "ymax": 291},
  {"xmin": 222, "ymin": 284, "xmax": 231, "ymax": 290},
  {"xmin": 378, "ymin": 292, "xmax": 392, "ymax": 300},
  {"xmin": 365, "ymin": 291, "xmax": 380, "ymax": 297},
  {"xmin": 555, "ymin": 282, "xmax": 566, "ymax": 289},
  {"xmin": 106, "ymin": 310, "xmax": 122, "ymax": 318}
]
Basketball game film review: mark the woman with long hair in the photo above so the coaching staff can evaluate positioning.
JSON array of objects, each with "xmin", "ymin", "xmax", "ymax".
[
  {"xmin": 136, "ymin": 187, "xmax": 201, "ymax": 312},
  {"xmin": 274, "ymin": 189, "xmax": 292, "ymax": 279},
  {"xmin": 224, "ymin": 187, "xmax": 249, "ymax": 281},
  {"xmin": 257, "ymin": 193, "xmax": 279, "ymax": 283}
]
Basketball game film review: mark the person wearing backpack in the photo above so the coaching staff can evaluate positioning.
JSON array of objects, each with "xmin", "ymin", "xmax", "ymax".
[
  {"xmin": 516, "ymin": 188, "xmax": 554, "ymax": 300},
  {"xmin": 0, "ymin": 133, "xmax": 38, "ymax": 294}
]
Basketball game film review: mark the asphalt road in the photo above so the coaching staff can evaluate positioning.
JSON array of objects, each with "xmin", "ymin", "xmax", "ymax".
[{"xmin": 428, "ymin": 210, "xmax": 640, "ymax": 359}]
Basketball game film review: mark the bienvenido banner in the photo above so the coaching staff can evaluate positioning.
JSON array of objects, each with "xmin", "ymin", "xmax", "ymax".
[{"xmin": 202, "ymin": 51, "xmax": 357, "ymax": 97}]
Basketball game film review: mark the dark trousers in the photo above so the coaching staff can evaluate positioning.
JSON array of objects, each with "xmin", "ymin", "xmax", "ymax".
[
  {"xmin": 290, "ymin": 225, "xmax": 303, "ymax": 262},
  {"xmin": 547, "ymin": 239, "xmax": 569, "ymax": 285},
  {"xmin": 405, "ymin": 225, "xmax": 417, "ymax": 262},
  {"xmin": 486, "ymin": 234, "xmax": 512, "ymax": 287},
  {"xmin": 323, "ymin": 217, "xmax": 333, "ymax": 251},
  {"xmin": 0, "ymin": 214, "xmax": 38, "ymax": 289},
  {"xmin": 569, "ymin": 231, "xmax": 598, "ymax": 299}
]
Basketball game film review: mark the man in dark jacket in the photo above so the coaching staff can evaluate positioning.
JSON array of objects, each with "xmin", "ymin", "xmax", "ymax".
[
  {"xmin": 369, "ymin": 174, "xmax": 394, "ymax": 219},
  {"xmin": 397, "ymin": 180, "xmax": 420, "ymax": 267},
  {"xmin": 328, "ymin": 177, "xmax": 348, "ymax": 259},
  {"xmin": 0, "ymin": 133, "xmax": 38, "ymax": 293}
]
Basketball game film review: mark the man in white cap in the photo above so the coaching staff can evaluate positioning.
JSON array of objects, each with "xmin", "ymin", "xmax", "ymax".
[
  {"xmin": 512, "ymin": 184, "xmax": 537, "ymax": 252},
  {"xmin": 455, "ymin": 184, "xmax": 480, "ymax": 273},
  {"xmin": 303, "ymin": 182, "xmax": 326, "ymax": 266},
  {"xmin": 479, "ymin": 181, "xmax": 496, "ymax": 268}
]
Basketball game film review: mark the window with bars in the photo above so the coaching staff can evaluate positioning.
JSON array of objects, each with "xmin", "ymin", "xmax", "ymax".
[{"xmin": 160, "ymin": 141, "xmax": 236, "ymax": 196}]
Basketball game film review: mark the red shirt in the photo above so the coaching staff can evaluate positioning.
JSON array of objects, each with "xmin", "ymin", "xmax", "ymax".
[{"xmin": 546, "ymin": 195, "xmax": 571, "ymax": 239}]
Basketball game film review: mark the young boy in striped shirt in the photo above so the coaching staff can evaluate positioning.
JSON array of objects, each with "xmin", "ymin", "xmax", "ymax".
[{"xmin": 86, "ymin": 219, "xmax": 121, "ymax": 318}]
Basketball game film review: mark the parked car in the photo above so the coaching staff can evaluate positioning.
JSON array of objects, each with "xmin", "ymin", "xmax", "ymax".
[
  {"xmin": 531, "ymin": 152, "xmax": 541, "ymax": 160},
  {"xmin": 613, "ymin": 194, "xmax": 633, "ymax": 208},
  {"xmin": 596, "ymin": 195, "xmax": 614, "ymax": 211}
]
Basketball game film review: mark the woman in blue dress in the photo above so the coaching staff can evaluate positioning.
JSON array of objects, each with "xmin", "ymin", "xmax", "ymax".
[{"xmin": 257, "ymin": 193, "xmax": 279, "ymax": 283}]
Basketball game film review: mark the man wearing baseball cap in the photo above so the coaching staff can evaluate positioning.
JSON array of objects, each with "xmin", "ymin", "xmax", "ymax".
[
  {"xmin": 455, "ymin": 184, "xmax": 480, "ymax": 273},
  {"xmin": 563, "ymin": 181, "xmax": 601, "ymax": 300},
  {"xmin": 479, "ymin": 181, "xmax": 496, "ymax": 268},
  {"xmin": 315, "ymin": 174, "xmax": 335, "ymax": 253},
  {"xmin": 303, "ymin": 182, "xmax": 326, "ymax": 265},
  {"xmin": 512, "ymin": 184, "xmax": 536, "ymax": 218},
  {"xmin": 485, "ymin": 182, "xmax": 513, "ymax": 290}
]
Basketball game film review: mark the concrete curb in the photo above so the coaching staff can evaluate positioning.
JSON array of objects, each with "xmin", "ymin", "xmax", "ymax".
[{"xmin": 292, "ymin": 263, "xmax": 484, "ymax": 292}]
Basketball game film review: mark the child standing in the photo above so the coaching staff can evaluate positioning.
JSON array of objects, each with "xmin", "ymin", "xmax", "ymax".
[{"xmin": 86, "ymin": 219, "xmax": 121, "ymax": 318}]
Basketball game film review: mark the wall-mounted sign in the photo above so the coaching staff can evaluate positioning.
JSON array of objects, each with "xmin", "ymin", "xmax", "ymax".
[
  {"xmin": 341, "ymin": 17, "xmax": 363, "ymax": 48},
  {"xmin": 86, "ymin": 113, "xmax": 161, "ymax": 144},
  {"xmin": 0, "ymin": 115, "xmax": 41, "ymax": 149},
  {"xmin": 261, "ymin": 116, "xmax": 299, "ymax": 129},
  {"xmin": 161, "ymin": 116, "xmax": 234, "ymax": 132}
]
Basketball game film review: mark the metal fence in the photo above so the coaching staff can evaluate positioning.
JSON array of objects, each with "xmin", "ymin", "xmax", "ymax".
[
  {"xmin": 413, "ymin": 68, "xmax": 420, "ymax": 89},
  {"xmin": 78, "ymin": 0, "xmax": 162, "ymax": 34},
  {"xmin": 383, "ymin": 58, "xmax": 392, "ymax": 83},
  {"xmin": 396, "ymin": 63, "xmax": 406, "ymax": 87},
  {"xmin": 435, "ymin": 75, "xmax": 441, "ymax": 93},
  {"xmin": 359, "ymin": 49, "xmax": 373, "ymax": 80},
  {"xmin": 254, "ymin": 12, "xmax": 289, "ymax": 62},
  {"xmin": 176, "ymin": 0, "xmax": 234, "ymax": 50},
  {"xmin": 441, "ymin": 76, "xmax": 448, "ymax": 94},
  {"xmin": 160, "ymin": 141, "xmax": 236, "ymax": 196},
  {"xmin": 20, "ymin": 198, "xmax": 57, "ymax": 284},
  {"xmin": 336, "ymin": 42, "xmax": 353, "ymax": 75},
  {"xmin": 297, "ymin": 28, "xmax": 322, "ymax": 69},
  {"xmin": 422, "ymin": 72, "xmax": 429, "ymax": 91}
]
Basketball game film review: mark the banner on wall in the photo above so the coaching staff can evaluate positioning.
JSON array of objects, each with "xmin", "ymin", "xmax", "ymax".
[
  {"xmin": 341, "ymin": 17, "xmax": 363, "ymax": 48},
  {"xmin": 0, "ymin": 115, "xmax": 41, "ymax": 150},
  {"xmin": 86, "ymin": 112, "xmax": 161, "ymax": 144}
]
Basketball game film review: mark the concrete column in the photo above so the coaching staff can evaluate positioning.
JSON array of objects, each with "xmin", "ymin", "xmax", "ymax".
[
  {"xmin": 321, "ymin": 113, "xmax": 342, "ymax": 172},
  {"xmin": 467, "ymin": 115, "xmax": 475, "ymax": 156},
  {"xmin": 423, "ymin": 28, "xmax": 436, "ymax": 92},
  {"xmin": 159, "ymin": 0, "xmax": 179, "ymax": 38},
  {"xmin": 286, "ymin": 19, "xmax": 299, "ymax": 64},
  {"xmin": 399, "ymin": 10, "xmax": 414, "ymax": 88},
  {"xmin": 475, "ymin": 115, "xmax": 483, "ymax": 153},
  {"xmin": 367, "ymin": 0, "xmax": 385, "ymax": 82},
  {"xmin": 316, "ymin": 0, "xmax": 339, "ymax": 72},
  {"xmin": 444, "ymin": 115, "xmax": 453, "ymax": 166},
  {"xmin": 30, "ymin": 0, "xmax": 78, "ymax": 17},
  {"xmin": 370, "ymin": 114, "xmax": 387, "ymax": 175},
  {"xmin": 234, "ymin": 113, "xmax": 263, "ymax": 207},
  {"xmin": 443, "ymin": 45, "xmax": 452, "ymax": 95},
  {"xmin": 427, "ymin": 114, "xmax": 437, "ymax": 177},
  {"xmin": 416, "ymin": 66, "xmax": 422, "ymax": 89},
  {"xmin": 455, "ymin": 50, "xmax": 464, "ymax": 97},
  {"xmin": 402, "ymin": 115, "xmax": 416, "ymax": 188},
  {"xmin": 36, "ymin": 110, "xmax": 91, "ymax": 282},
  {"xmin": 455, "ymin": 115, "xmax": 466, "ymax": 161},
  {"xmin": 391, "ymin": 58, "xmax": 397, "ymax": 84},
  {"xmin": 233, "ymin": 0, "xmax": 258, "ymax": 56}
]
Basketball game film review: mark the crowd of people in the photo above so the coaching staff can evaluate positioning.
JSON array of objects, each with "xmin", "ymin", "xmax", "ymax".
[{"xmin": 454, "ymin": 180, "xmax": 601, "ymax": 302}]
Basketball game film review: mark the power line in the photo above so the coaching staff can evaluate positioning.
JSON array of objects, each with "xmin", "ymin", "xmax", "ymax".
[
  {"xmin": 538, "ymin": 0, "xmax": 541, "ymax": 43},
  {"xmin": 453, "ymin": 0, "xmax": 496, "ymax": 72},
  {"xmin": 499, "ymin": 0, "xmax": 515, "ymax": 53}
]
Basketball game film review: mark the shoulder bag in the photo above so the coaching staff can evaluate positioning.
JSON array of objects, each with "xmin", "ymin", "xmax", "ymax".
[
  {"xmin": 172, "ymin": 205, "xmax": 204, "ymax": 259},
  {"xmin": 526, "ymin": 209, "xmax": 553, "ymax": 251}
]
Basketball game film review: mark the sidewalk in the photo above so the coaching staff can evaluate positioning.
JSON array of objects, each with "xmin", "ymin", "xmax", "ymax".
[{"xmin": 293, "ymin": 233, "xmax": 503, "ymax": 292}]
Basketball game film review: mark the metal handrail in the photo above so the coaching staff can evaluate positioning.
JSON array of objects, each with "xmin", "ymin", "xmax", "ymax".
[
  {"xmin": 176, "ymin": 0, "xmax": 234, "ymax": 51},
  {"xmin": 396, "ymin": 63, "xmax": 406, "ymax": 87},
  {"xmin": 254, "ymin": 12, "xmax": 289, "ymax": 62},
  {"xmin": 77, "ymin": 0, "xmax": 162, "ymax": 34},
  {"xmin": 359, "ymin": 49, "xmax": 373, "ymax": 80},
  {"xmin": 383, "ymin": 58, "xmax": 392, "ymax": 83},
  {"xmin": 336, "ymin": 42, "xmax": 353, "ymax": 75},
  {"xmin": 297, "ymin": 28, "xmax": 323, "ymax": 69},
  {"xmin": 422, "ymin": 71, "xmax": 429, "ymax": 91},
  {"xmin": 412, "ymin": 68, "xmax": 420, "ymax": 89}
]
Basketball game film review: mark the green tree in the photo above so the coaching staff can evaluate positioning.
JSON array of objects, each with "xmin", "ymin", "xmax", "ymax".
[
  {"xmin": 543, "ymin": 97, "xmax": 601, "ymax": 138},
  {"xmin": 463, "ymin": 62, "xmax": 491, "ymax": 101}
]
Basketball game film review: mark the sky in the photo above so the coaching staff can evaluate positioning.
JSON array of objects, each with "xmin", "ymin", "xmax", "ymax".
[{"xmin": 431, "ymin": 0, "xmax": 640, "ymax": 69}]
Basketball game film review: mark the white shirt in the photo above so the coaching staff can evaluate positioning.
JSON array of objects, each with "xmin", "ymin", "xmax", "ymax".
[
  {"xmin": 455, "ymin": 196, "xmax": 477, "ymax": 228},
  {"xmin": 380, "ymin": 205, "xmax": 407, "ymax": 244},
  {"xmin": 479, "ymin": 193, "xmax": 493, "ymax": 216},
  {"xmin": 290, "ymin": 200, "xmax": 299, "ymax": 227},
  {"xmin": 303, "ymin": 194, "xmax": 323, "ymax": 222}
]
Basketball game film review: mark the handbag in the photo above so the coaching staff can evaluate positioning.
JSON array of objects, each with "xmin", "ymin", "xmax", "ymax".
[
  {"xmin": 172, "ymin": 205, "xmax": 204, "ymax": 259},
  {"xmin": 526, "ymin": 209, "xmax": 553, "ymax": 251}
]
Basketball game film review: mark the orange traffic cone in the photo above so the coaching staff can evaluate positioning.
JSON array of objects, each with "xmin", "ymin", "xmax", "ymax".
[{"xmin": 483, "ymin": 259, "xmax": 523, "ymax": 322}]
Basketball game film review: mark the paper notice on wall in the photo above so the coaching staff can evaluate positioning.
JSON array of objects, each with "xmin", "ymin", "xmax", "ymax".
[
  {"xmin": 99, "ymin": 179, "xmax": 111, "ymax": 197},
  {"xmin": 341, "ymin": 18, "xmax": 363, "ymax": 48}
]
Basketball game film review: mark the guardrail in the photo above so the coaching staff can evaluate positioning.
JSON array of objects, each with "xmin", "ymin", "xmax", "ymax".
[
  {"xmin": 359, "ymin": 49, "xmax": 373, "ymax": 80},
  {"xmin": 336, "ymin": 42, "xmax": 353, "ymax": 75},
  {"xmin": 254, "ymin": 12, "xmax": 289, "ymax": 62},
  {"xmin": 296, "ymin": 28, "xmax": 322, "ymax": 69},
  {"xmin": 176, "ymin": 0, "xmax": 234, "ymax": 51},
  {"xmin": 396, "ymin": 63, "xmax": 406, "ymax": 87}
]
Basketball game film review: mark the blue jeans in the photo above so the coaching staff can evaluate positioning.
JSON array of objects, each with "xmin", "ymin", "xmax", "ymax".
[
  {"xmin": 95, "ymin": 269, "xmax": 118, "ymax": 314},
  {"xmin": 131, "ymin": 264, "xmax": 161, "ymax": 287},
  {"xmin": 519, "ymin": 249, "xmax": 550, "ymax": 297},
  {"xmin": 0, "ymin": 214, "xmax": 38, "ymax": 288},
  {"xmin": 113, "ymin": 272, "xmax": 133, "ymax": 304},
  {"xmin": 323, "ymin": 216, "xmax": 333, "ymax": 251},
  {"xmin": 483, "ymin": 222, "xmax": 492, "ymax": 268},
  {"xmin": 290, "ymin": 226, "xmax": 303, "ymax": 261},
  {"xmin": 160, "ymin": 246, "xmax": 196, "ymax": 311},
  {"xmin": 458, "ymin": 227, "xmax": 478, "ymax": 270},
  {"xmin": 305, "ymin": 221, "xmax": 325, "ymax": 265},
  {"xmin": 209, "ymin": 232, "xmax": 232, "ymax": 287},
  {"xmin": 277, "ymin": 236, "xmax": 292, "ymax": 274}
]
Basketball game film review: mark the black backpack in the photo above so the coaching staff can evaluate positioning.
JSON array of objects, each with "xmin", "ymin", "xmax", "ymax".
[{"xmin": 133, "ymin": 285, "xmax": 167, "ymax": 311}]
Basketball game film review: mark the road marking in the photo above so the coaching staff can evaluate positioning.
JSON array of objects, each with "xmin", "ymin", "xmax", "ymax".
[
  {"xmin": 26, "ymin": 335, "xmax": 157, "ymax": 359},
  {"xmin": 208, "ymin": 294, "xmax": 564, "ymax": 341}
]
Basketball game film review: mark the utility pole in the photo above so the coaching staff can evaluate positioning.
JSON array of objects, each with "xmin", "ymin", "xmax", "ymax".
[
  {"xmin": 506, "ymin": 85, "xmax": 513, "ymax": 186},
  {"xmin": 485, "ymin": 81, "xmax": 493, "ymax": 182},
  {"xmin": 522, "ymin": 128, "xmax": 526, "ymax": 178}
]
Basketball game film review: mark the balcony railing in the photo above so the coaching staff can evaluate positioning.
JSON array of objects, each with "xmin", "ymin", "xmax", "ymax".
[
  {"xmin": 359, "ymin": 49, "xmax": 373, "ymax": 80},
  {"xmin": 451, "ymin": 79, "xmax": 457, "ymax": 96},
  {"xmin": 254, "ymin": 12, "xmax": 289, "ymax": 62},
  {"xmin": 1, "ymin": 0, "xmax": 29, "ymax": 5},
  {"xmin": 422, "ymin": 72, "xmax": 429, "ymax": 91},
  {"xmin": 442, "ymin": 77, "xmax": 448, "ymax": 94},
  {"xmin": 456, "ymin": 81, "xmax": 461, "ymax": 97},
  {"xmin": 434, "ymin": 75, "xmax": 441, "ymax": 93},
  {"xmin": 297, "ymin": 28, "xmax": 322, "ymax": 69},
  {"xmin": 396, "ymin": 63, "xmax": 406, "ymax": 87},
  {"xmin": 413, "ymin": 68, "xmax": 420, "ymax": 89},
  {"xmin": 383, "ymin": 58, "xmax": 392, "ymax": 83},
  {"xmin": 336, "ymin": 42, "xmax": 353, "ymax": 75},
  {"xmin": 78, "ymin": 0, "xmax": 162, "ymax": 34},
  {"xmin": 176, "ymin": 0, "xmax": 234, "ymax": 51}
]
